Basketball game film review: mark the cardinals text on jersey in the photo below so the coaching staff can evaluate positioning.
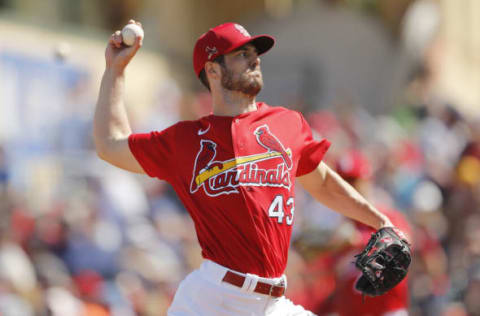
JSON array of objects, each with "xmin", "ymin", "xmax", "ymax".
[{"xmin": 190, "ymin": 124, "xmax": 293, "ymax": 197}]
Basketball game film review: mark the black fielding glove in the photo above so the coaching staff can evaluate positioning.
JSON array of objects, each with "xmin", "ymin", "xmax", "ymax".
[{"xmin": 354, "ymin": 227, "xmax": 412, "ymax": 297}]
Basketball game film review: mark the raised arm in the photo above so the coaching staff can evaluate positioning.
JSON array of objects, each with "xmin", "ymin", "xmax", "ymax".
[
  {"xmin": 297, "ymin": 161, "xmax": 393, "ymax": 230},
  {"xmin": 93, "ymin": 20, "xmax": 145, "ymax": 174}
]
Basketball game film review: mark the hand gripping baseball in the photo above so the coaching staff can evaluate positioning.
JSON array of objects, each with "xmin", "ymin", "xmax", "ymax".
[
  {"xmin": 354, "ymin": 227, "xmax": 412, "ymax": 297},
  {"xmin": 105, "ymin": 19, "xmax": 143, "ymax": 72}
]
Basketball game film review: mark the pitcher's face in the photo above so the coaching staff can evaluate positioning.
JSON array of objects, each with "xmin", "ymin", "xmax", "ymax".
[{"xmin": 220, "ymin": 44, "xmax": 263, "ymax": 96}]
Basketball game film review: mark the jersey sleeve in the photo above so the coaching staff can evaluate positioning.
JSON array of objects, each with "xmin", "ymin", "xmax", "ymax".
[
  {"xmin": 296, "ymin": 113, "xmax": 331, "ymax": 177},
  {"xmin": 128, "ymin": 124, "xmax": 178, "ymax": 180}
]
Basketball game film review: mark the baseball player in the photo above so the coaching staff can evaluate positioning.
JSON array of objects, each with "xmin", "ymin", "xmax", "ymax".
[{"xmin": 93, "ymin": 20, "xmax": 399, "ymax": 315}]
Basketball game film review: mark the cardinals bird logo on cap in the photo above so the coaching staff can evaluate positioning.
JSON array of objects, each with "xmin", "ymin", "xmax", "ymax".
[
  {"xmin": 206, "ymin": 46, "xmax": 218, "ymax": 60},
  {"xmin": 234, "ymin": 24, "xmax": 250, "ymax": 37}
]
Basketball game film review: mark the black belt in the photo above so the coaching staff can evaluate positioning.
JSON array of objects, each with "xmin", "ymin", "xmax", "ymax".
[{"xmin": 222, "ymin": 271, "xmax": 285, "ymax": 297}]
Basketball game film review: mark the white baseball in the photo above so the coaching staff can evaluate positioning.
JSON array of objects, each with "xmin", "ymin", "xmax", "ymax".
[{"xmin": 121, "ymin": 24, "xmax": 144, "ymax": 46}]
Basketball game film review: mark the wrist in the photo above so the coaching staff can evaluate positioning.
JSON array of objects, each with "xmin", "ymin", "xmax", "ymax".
[
  {"xmin": 377, "ymin": 216, "xmax": 394, "ymax": 230},
  {"xmin": 104, "ymin": 67, "xmax": 125, "ymax": 78}
]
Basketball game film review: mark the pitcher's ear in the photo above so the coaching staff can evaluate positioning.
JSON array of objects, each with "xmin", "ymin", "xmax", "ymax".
[{"xmin": 205, "ymin": 62, "xmax": 217, "ymax": 74}]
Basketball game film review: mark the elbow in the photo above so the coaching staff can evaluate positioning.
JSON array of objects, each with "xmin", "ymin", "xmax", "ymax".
[
  {"xmin": 95, "ymin": 148, "xmax": 108, "ymax": 162},
  {"xmin": 92, "ymin": 127, "xmax": 106, "ymax": 159},
  {"xmin": 92, "ymin": 133, "xmax": 131, "ymax": 165},
  {"xmin": 315, "ymin": 168, "xmax": 344, "ymax": 201},
  {"xmin": 94, "ymin": 145, "xmax": 108, "ymax": 162},
  {"xmin": 93, "ymin": 135, "xmax": 110, "ymax": 161}
]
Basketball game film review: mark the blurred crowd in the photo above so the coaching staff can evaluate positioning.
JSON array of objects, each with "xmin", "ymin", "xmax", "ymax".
[
  {"xmin": 284, "ymin": 62, "xmax": 480, "ymax": 316},
  {"xmin": 2, "ymin": 45, "xmax": 480, "ymax": 316}
]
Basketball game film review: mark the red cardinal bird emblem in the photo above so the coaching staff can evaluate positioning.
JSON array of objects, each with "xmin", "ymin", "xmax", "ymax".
[
  {"xmin": 190, "ymin": 132, "xmax": 293, "ymax": 196},
  {"xmin": 205, "ymin": 46, "xmax": 218, "ymax": 60},
  {"xmin": 254, "ymin": 125, "xmax": 292, "ymax": 169},
  {"xmin": 190, "ymin": 139, "xmax": 217, "ymax": 193}
]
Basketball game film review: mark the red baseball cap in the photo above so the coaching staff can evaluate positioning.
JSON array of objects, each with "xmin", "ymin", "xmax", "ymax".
[{"xmin": 193, "ymin": 22, "xmax": 275, "ymax": 76}]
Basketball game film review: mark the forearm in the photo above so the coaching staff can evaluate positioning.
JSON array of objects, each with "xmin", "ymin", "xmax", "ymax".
[
  {"xmin": 299, "ymin": 163, "xmax": 393, "ymax": 230},
  {"xmin": 93, "ymin": 69, "xmax": 132, "ymax": 156},
  {"xmin": 321, "ymin": 170, "xmax": 391, "ymax": 230}
]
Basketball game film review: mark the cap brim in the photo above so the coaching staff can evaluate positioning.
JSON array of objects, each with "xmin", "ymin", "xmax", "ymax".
[
  {"xmin": 249, "ymin": 35, "xmax": 275, "ymax": 56},
  {"xmin": 224, "ymin": 34, "xmax": 275, "ymax": 57}
]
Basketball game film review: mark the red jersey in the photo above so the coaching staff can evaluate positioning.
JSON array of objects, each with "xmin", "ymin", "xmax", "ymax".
[{"xmin": 128, "ymin": 102, "xmax": 330, "ymax": 277}]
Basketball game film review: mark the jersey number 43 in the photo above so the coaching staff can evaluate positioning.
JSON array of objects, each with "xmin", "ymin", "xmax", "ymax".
[{"xmin": 268, "ymin": 195, "xmax": 294, "ymax": 225}]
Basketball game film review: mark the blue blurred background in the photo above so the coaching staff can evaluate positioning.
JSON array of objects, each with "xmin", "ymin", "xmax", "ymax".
[{"xmin": 1, "ymin": 0, "xmax": 480, "ymax": 315}]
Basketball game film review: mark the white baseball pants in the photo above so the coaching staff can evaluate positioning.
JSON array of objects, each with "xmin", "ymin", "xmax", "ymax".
[{"xmin": 167, "ymin": 260, "xmax": 317, "ymax": 316}]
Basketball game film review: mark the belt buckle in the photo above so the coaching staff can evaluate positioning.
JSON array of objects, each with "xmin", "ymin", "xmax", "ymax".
[{"xmin": 268, "ymin": 284, "xmax": 274, "ymax": 296}]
